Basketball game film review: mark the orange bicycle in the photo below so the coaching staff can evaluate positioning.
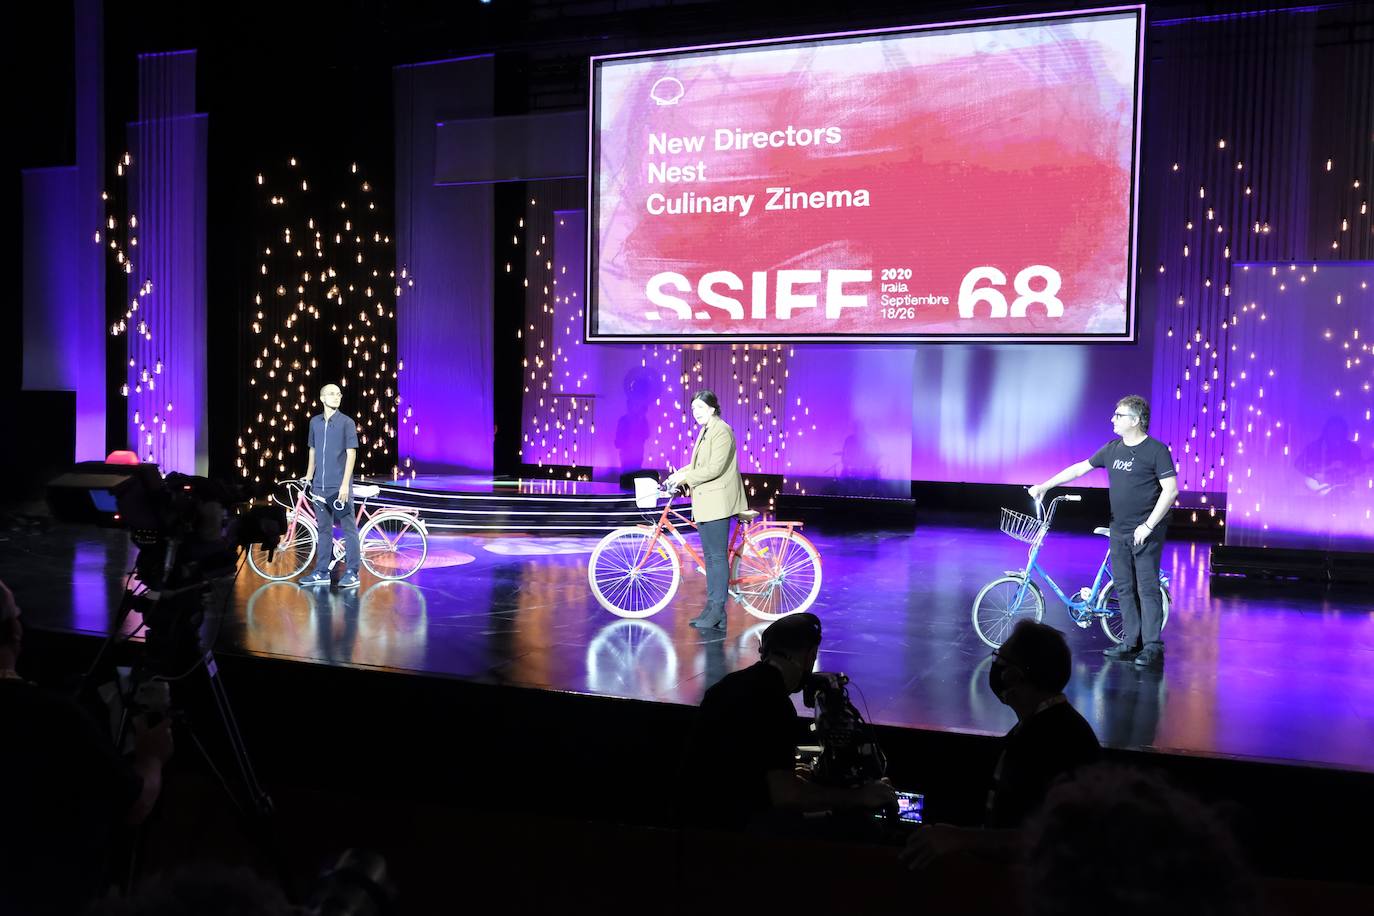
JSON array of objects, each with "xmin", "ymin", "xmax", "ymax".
[
  {"xmin": 247, "ymin": 479, "xmax": 429, "ymax": 581},
  {"xmin": 587, "ymin": 483, "xmax": 823, "ymax": 620}
]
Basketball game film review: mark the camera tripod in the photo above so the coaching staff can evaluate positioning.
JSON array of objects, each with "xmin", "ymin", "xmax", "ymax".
[{"xmin": 93, "ymin": 538, "xmax": 273, "ymax": 821}]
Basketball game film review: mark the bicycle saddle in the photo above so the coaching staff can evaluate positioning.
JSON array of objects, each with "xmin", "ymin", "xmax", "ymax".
[
  {"xmin": 738, "ymin": 510, "xmax": 760, "ymax": 521},
  {"xmin": 1093, "ymin": 527, "xmax": 1110, "ymax": 536},
  {"xmin": 353, "ymin": 484, "xmax": 381, "ymax": 499}
]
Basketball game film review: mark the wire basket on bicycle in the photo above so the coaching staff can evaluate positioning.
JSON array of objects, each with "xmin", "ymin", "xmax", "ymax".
[{"xmin": 999, "ymin": 506, "xmax": 1049, "ymax": 547}]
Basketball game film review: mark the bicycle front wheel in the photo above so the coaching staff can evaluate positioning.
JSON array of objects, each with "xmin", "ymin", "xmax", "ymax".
[
  {"xmin": 972, "ymin": 576, "xmax": 1044, "ymax": 648},
  {"xmin": 1097, "ymin": 579, "xmax": 1171, "ymax": 644},
  {"xmin": 248, "ymin": 514, "xmax": 317, "ymax": 580},
  {"xmin": 588, "ymin": 527, "xmax": 682, "ymax": 618},
  {"xmin": 359, "ymin": 512, "xmax": 429, "ymax": 580},
  {"xmin": 730, "ymin": 528, "xmax": 823, "ymax": 620}
]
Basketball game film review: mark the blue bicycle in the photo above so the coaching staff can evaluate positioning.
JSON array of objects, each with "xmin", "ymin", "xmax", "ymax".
[{"xmin": 972, "ymin": 494, "xmax": 1171, "ymax": 648}]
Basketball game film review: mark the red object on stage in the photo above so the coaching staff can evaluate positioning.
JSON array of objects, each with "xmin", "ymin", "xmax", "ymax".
[{"xmin": 105, "ymin": 450, "xmax": 140, "ymax": 466}]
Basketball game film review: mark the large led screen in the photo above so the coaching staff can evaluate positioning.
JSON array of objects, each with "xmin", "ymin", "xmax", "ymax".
[{"xmin": 588, "ymin": 6, "xmax": 1144, "ymax": 343}]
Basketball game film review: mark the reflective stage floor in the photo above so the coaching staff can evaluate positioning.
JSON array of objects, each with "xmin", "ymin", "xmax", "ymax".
[{"xmin": 4, "ymin": 520, "xmax": 1373, "ymax": 773}]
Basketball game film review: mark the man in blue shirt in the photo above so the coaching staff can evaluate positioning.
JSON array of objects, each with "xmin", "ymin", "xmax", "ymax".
[{"xmin": 299, "ymin": 383, "xmax": 361, "ymax": 588}]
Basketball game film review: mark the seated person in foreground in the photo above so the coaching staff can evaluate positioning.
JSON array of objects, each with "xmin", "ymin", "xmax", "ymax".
[
  {"xmin": 681, "ymin": 612, "xmax": 895, "ymax": 831},
  {"xmin": 902, "ymin": 620, "xmax": 1100, "ymax": 869},
  {"xmin": 0, "ymin": 578, "xmax": 174, "ymax": 916},
  {"xmin": 1023, "ymin": 764, "xmax": 1260, "ymax": 916}
]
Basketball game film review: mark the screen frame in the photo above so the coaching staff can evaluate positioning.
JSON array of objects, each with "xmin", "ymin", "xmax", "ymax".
[{"xmin": 585, "ymin": 5, "xmax": 1146, "ymax": 345}]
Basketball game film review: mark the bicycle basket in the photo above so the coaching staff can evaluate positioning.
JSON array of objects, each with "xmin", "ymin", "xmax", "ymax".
[
  {"xmin": 633, "ymin": 477, "xmax": 662, "ymax": 510},
  {"xmin": 999, "ymin": 507, "xmax": 1049, "ymax": 545}
]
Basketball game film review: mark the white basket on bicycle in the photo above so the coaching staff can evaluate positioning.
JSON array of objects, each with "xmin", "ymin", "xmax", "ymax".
[
  {"xmin": 999, "ymin": 507, "xmax": 1049, "ymax": 546},
  {"xmin": 633, "ymin": 477, "xmax": 663, "ymax": 510}
]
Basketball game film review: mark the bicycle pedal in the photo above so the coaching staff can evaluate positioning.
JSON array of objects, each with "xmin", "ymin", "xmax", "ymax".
[{"xmin": 1074, "ymin": 618, "xmax": 1093, "ymax": 629}]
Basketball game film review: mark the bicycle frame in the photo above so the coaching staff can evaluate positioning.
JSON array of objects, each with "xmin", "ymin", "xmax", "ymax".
[
  {"xmin": 276, "ymin": 480, "xmax": 421, "ymax": 539},
  {"xmin": 1021, "ymin": 541, "xmax": 1114, "ymax": 620},
  {"xmin": 1009, "ymin": 496, "xmax": 1112, "ymax": 621},
  {"xmin": 634, "ymin": 491, "xmax": 805, "ymax": 592}
]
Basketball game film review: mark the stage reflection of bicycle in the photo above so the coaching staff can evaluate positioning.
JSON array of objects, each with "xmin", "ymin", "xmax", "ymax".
[
  {"xmin": 587, "ymin": 484, "xmax": 822, "ymax": 619},
  {"xmin": 246, "ymin": 479, "xmax": 429, "ymax": 581},
  {"xmin": 585, "ymin": 619, "xmax": 679, "ymax": 696},
  {"xmin": 244, "ymin": 579, "xmax": 428, "ymax": 660},
  {"xmin": 972, "ymin": 494, "xmax": 1171, "ymax": 648}
]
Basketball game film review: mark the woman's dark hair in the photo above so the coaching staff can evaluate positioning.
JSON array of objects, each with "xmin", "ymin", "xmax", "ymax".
[{"xmin": 691, "ymin": 389, "xmax": 722, "ymax": 416}]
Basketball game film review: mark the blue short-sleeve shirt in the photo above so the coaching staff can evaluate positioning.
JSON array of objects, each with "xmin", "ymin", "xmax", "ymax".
[{"xmin": 308, "ymin": 412, "xmax": 359, "ymax": 492}]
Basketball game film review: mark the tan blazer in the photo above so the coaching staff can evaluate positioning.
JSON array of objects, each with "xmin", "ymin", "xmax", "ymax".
[{"xmin": 682, "ymin": 418, "xmax": 750, "ymax": 523}]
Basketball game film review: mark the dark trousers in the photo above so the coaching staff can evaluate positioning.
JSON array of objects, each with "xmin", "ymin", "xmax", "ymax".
[
  {"xmin": 313, "ymin": 491, "xmax": 361, "ymax": 575},
  {"xmin": 699, "ymin": 517, "xmax": 732, "ymax": 616},
  {"xmin": 1109, "ymin": 529, "xmax": 1166, "ymax": 648}
]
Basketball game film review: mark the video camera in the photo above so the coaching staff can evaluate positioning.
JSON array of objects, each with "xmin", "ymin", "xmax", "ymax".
[
  {"xmin": 802, "ymin": 671, "xmax": 887, "ymax": 786},
  {"xmin": 110, "ymin": 465, "xmax": 285, "ymax": 588},
  {"xmin": 108, "ymin": 465, "xmax": 285, "ymax": 671},
  {"xmin": 84, "ymin": 465, "xmax": 284, "ymax": 822}
]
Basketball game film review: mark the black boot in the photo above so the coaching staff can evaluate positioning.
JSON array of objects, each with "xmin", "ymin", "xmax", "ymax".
[{"xmin": 690, "ymin": 605, "xmax": 726, "ymax": 631}]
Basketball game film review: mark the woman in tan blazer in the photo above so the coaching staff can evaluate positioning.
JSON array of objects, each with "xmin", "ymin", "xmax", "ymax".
[{"xmin": 665, "ymin": 390, "xmax": 749, "ymax": 631}]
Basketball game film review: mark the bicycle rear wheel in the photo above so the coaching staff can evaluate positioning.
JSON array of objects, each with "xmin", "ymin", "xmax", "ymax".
[
  {"xmin": 588, "ymin": 527, "xmax": 682, "ymax": 618},
  {"xmin": 1097, "ymin": 579, "xmax": 1171, "ymax": 644},
  {"xmin": 247, "ymin": 514, "xmax": 317, "ymax": 580},
  {"xmin": 972, "ymin": 576, "xmax": 1044, "ymax": 648},
  {"xmin": 359, "ymin": 512, "xmax": 429, "ymax": 580},
  {"xmin": 729, "ymin": 528, "xmax": 823, "ymax": 620}
]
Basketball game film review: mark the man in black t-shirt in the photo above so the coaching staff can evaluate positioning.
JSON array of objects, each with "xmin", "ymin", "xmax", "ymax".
[
  {"xmin": 681, "ymin": 613, "xmax": 894, "ymax": 831},
  {"xmin": 1030, "ymin": 395, "xmax": 1178, "ymax": 667},
  {"xmin": 983, "ymin": 623, "xmax": 1101, "ymax": 827},
  {"xmin": 903, "ymin": 620, "xmax": 1100, "ymax": 870}
]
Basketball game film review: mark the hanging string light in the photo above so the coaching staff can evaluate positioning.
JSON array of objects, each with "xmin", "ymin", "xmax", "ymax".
[
  {"xmin": 236, "ymin": 158, "xmax": 409, "ymax": 485},
  {"xmin": 98, "ymin": 151, "xmax": 169, "ymax": 465},
  {"xmin": 513, "ymin": 199, "xmax": 802, "ymax": 513}
]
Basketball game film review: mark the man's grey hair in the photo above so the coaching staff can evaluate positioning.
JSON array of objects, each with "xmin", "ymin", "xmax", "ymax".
[{"xmin": 1118, "ymin": 395, "xmax": 1150, "ymax": 434}]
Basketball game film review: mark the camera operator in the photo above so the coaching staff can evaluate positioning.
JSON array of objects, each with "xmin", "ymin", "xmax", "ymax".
[
  {"xmin": 901, "ymin": 620, "xmax": 1099, "ymax": 870},
  {"xmin": 0, "ymin": 579, "xmax": 174, "ymax": 916},
  {"xmin": 682, "ymin": 612, "xmax": 895, "ymax": 832}
]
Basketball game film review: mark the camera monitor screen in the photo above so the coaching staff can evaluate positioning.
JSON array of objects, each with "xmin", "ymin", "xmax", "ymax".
[
  {"xmin": 588, "ymin": 6, "xmax": 1144, "ymax": 343},
  {"xmin": 895, "ymin": 790, "xmax": 925, "ymax": 824}
]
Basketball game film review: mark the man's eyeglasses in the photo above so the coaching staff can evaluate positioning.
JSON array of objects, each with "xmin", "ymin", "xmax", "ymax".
[
  {"xmin": 1112, "ymin": 412, "xmax": 1138, "ymax": 421},
  {"xmin": 989, "ymin": 650, "xmax": 1033, "ymax": 672}
]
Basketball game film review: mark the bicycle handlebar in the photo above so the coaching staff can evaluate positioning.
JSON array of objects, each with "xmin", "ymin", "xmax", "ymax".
[{"xmin": 1028, "ymin": 490, "xmax": 1081, "ymax": 523}]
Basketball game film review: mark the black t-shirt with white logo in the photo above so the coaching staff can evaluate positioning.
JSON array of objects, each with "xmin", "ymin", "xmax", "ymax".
[{"xmin": 1089, "ymin": 436, "xmax": 1177, "ymax": 535}]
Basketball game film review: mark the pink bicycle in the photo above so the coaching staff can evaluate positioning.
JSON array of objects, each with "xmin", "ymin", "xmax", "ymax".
[
  {"xmin": 587, "ymin": 484, "xmax": 823, "ymax": 620},
  {"xmin": 247, "ymin": 479, "xmax": 429, "ymax": 581}
]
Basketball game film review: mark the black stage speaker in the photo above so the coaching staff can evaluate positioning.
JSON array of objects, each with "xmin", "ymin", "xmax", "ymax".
[
  {"xmin": 1, "ymin": 390, "xmax": 75, "ymax": 511},
  {"xmin": 618, "ymin": 468, "xmax": 660, "ymax": 491},
  {"xmin": 45, "ymin": 462, "xmax": 156, "ymax": 526},
  {"xmin": 1211, "ymin": 545, "xmax": 1374, "ymax": 584}
]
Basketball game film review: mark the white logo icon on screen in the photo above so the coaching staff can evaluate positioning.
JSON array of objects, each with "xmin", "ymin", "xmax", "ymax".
[{"xmin": 649, "ymin": 77, "xmax": 685, "ymax": 106}]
